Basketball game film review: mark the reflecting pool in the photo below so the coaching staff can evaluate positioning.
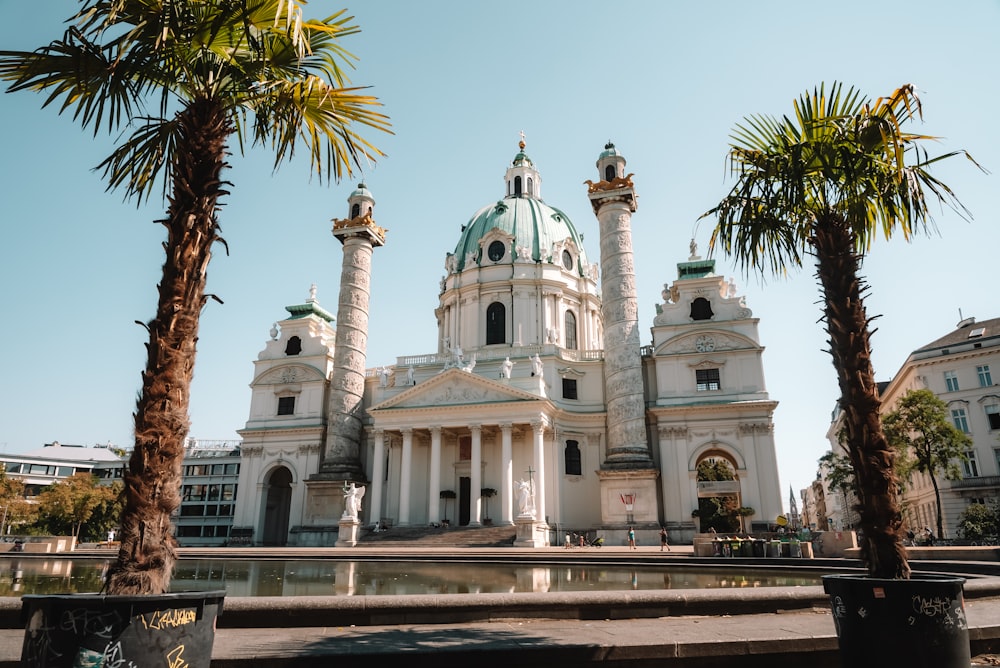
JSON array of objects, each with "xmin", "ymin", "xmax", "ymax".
[{"xmin": 0, "ymin": 557, "xmax": 827, "ymax": 597}]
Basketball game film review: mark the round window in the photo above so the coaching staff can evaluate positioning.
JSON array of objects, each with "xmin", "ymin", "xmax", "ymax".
[
  {"xmin": 488, "ymin": 240, "xmax": 506, "ymax": 262},
  {"xmin": 562, "ymin": 249, "xmax": 574, "ymax": 270}
]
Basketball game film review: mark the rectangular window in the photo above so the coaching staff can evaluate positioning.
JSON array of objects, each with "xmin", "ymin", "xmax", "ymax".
[
  {"xmin": 564, "ymin": 440, "xmax": 582, "ymax": 476},
  {"xmin": 224, "ymin": 463, "xmax": 239, "ymax": 475},
  {"xmin": 978, "ymin": 365, "xmax": 993, "ymax": 387},
  {"xmin": 945, "ymin": 371, "xmax": 959, "ymax": 392},
  {"xmin": 562, "ymin": 378, "xmax": 578, "ymax": 400},
  {"xmin": 4, "ymin": 464, "xmax": 20, "ymax": 474},
  {"xmin": 176, "ymin": 526, "xmax": 201, "ymax": 538},
  {"xmin": 211, "ymin": 464, "xmax": 225, "ymax": 475},
  {"xmin": 222, "ymin": 484, "xmax": 237, "ymax": 501},
  {"xmin": 180, "ymin": 505, "xmax": 205, "ymax": 517},
  {"xmin": 204, "ymin": 505, "xmax": 219, "ymax": 516},
  {"xmin": 208, "ymin": 484, "xmax": 221, "ymax": 501},
  {"xmin": 277, "ymin": 396, "xmax": 295, "ymax": 415},
  {"xmin": 952, "ymin": 408, "xmax": 970, "ymax": 433},
  {"xmin": 696, "ymin": 368, "xmax": 721, "ymax": 391},
  {"xmin": 986, "ymin": 405, "xmax": 1000, "ymax": 431},
  {"xmin": 185, "ymin": 465, "xmax": 208, "ymax": 477},
  {"xmin": 203, "ymin": 526, "xmax": 216, "ymax": 538},
  {"xmin": 56, "ymin": 467, "xmax": 74, "ymax": 477},
  {"xmin": 218, "ymin": 504, "xmax": 233, "ymax": 517},
  {"xmin": 964, "ymin": 450, "xmax": 980, "ymax": 478}
]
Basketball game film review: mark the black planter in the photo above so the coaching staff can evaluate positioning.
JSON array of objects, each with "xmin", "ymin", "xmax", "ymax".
[
  {"xmin": 823, "ymin": 574, "xmax": 970, "ymax": 668},
  {"xmin": 21, "ymin": 590, "xmax": 225, "ymax": 668}
]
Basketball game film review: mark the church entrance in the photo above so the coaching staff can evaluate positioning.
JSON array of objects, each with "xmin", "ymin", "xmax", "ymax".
[
  {"xmin": 459, "ymin": 476, "xmax": 471, "ymax": 526},
  {"xmin": 262, "ymin": 466, "xmax": 292, "ymax": 546}
]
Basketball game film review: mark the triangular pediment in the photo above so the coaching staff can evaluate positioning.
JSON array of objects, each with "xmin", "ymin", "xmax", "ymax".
[{"xmin": 371, "ymin": 368, "xmax": 542, "ymax": 411}]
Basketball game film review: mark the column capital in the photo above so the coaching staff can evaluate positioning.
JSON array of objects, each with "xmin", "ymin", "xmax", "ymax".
[
  {"xmin": 499, "ymin": 422, "xmax": 513, "ymax": 432},
  {"xmin": 469, "ymin": 424, "xmax": 482, "ymax": 435},
  {"xmin": 429, "ymin": 425, "xmax": 442, "ymax": 435}
]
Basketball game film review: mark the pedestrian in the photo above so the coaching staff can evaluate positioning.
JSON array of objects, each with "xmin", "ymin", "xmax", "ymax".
[
  {"xmin": 565, "ymin": 532, "xmax": 571, "ymax": 548},
  {"xmin": 659, "ymin": 526, "xmax": 670, "ymax": 552},
  {"xmin": 578, "ymin": 533, "xmax": 586, "ymax": 548},
  {"xmin": 627, "ymin": 526, "xmax": 636, "ymax": 550},
  {"xmin": 924, "ymin": 527, "xmax": 935, "ymax": 546}
]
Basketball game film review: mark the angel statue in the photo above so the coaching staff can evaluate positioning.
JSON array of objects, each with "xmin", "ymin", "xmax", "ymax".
[{"xmin": 342, "ymin": 482, "xmax": 366, "ymax": 520}]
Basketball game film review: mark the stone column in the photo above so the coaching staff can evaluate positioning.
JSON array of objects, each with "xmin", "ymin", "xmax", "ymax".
[
  {"xmin": 470, "ymin": 425, "xmax": 482, "ymax": 526},
  {"xmin": 316, "ymin": 218, "xmax": 385, "ymax": 481},
  {"xmin": 588, "ymin": 157, "xmax": 652, "ymax": 469},
  {"xmin": 428, "ymin": 426, "xmax": 442, "ymax": 524},
  {"xmin": 500, "ymin": 424, "xmax": 513, "ymax": 525},
  {"xmin": 531, "ymin": 419, "xmax": 547, "ymax": 525},
  {"xmin": 399, "ymin": 428, "xmax": 413, "ymax": 525},
  {"xmin": 369, "ymin": 429, "xmax": 386, "ymax": 526}
]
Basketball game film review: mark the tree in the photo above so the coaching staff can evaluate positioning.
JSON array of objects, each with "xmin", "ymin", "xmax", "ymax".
[
  {"xmin": 956, "ymin": 502, "xmax": 1000, "ymax": 543},
  {"xmin": 440, "ymin": 490, "xmax": 456, "ymax": 523},
  {"xmin": 706, "ymin": 82, "xmax": 977, "ymax": 579},
  {"xmin": 35, "ymin": 474, "xmax": 118, "ymax": 541},
  {"xmin": 884, "ymin": 388, "xmax": 973, "ymax": 541},
  {"xmin": 481, "ymin": 488, "xmax": 497, "ymax": 521},
  {"xmin": 1, "ymin": 2, "xmax": 389, "ymax": 594},
  {"xmin": 0, "ymin": 471, "xmax": 36, "ymax": 535},
  {"xmin": 695, "ymin": 459, "xmax": 740, "ymax": 533}
]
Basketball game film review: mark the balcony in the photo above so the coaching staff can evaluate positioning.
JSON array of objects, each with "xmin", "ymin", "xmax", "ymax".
[{"xmin": 949, "ymin": 475, "xmax": 1000, "ymax": 490}]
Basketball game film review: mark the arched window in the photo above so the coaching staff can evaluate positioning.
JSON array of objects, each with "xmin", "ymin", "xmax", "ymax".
[
  {"xmin": 514, "ymin": 176, "xmax": 522, "ymax": 196},
  {"xmin": 690, "ymin": 297, "xmax": 714, "ymax": 321},
  {"xmin": 486, "ymin": 302, "xmax": 506, "ymax": 345},
  {"xmin": 565, "ymin": 440, "xmax": 582, "ymax": 476},
  {"xmin": 527, "ymin": 177, "xmax": 534, "ymax": 197},
  {"xmin": 284, "ymin": 336, "xmax": 302, "ymax": 355},
  {"xmin": 564, "ymin": 311, "xmax": 578, "ymax": 350},
  {"xmin": 351, "ymin": 203, "xmax": 360, "ymax": 218},
  {"xmin": 604, "ymin": 165, "xmax": 615, "ymax": 181}
]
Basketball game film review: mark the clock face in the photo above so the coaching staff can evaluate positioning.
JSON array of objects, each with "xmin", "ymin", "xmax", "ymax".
[
  {"xmin": 488, "ymin": 240, "xmax": 506, "ymax": 262},
  {"xmin": 562, "ymin": 249, "xmax": 574, "ymax": 270},
  {"xmin": 695, "ymin": 335, "xmax": 715, "ymax": 353}
]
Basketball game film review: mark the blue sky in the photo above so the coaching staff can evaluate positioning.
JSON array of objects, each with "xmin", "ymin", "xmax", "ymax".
[{"xmin": 1, "ymin": 1, "xmax": 997, "ymax": 510}]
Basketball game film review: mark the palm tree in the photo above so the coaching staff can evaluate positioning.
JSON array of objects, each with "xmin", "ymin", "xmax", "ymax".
[
  {"xmin": 706, "ymin": 83, "xmax": 976, "ymax": 579},
  {"xmin": 0, "ymin": 1, "xmax": 390, "ymax": 594}
]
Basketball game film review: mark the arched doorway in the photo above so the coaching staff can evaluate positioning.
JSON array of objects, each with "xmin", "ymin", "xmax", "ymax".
[
  {"xmin": 694, "ymin": 453, "xmax": 743, "ymax": 533},
  {"xmin": 262, "ymin": 466, "xmax": 292, "ymax": 546}
]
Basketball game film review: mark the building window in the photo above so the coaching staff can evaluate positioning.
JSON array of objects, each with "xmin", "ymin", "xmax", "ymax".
[
  {"xmin": 978, "ymin": 365, "xmax": 993, "ymax": 387},
  {"xmin": 284, "ymin": 336, "xmax": 302, "ymax": 356},
  {"xmin": 696, "ymin": 368, "xmax": 721, "ymax": 391},
  {"xmin": 964, "ymin": 450, "xmax": 980, "ymax": 478},
  {"xmin": 527, "ymin": 177, "xmax": 534, "ymax": 197},
  {"xmin": 514, "ymin": 176, "xmax": 522, "ymax": 196},
  {"xmin": 565, "ymin": 440, "xmax": 582, "ymax": 476},
  {"xmin": 604, "ymin": 165, "xmax": 615, "ymax": 181},
  {"xmin": 488, "ymin": 240, "xmax": 506, "ymax": 262},
  {"xmin": 486, "ymin": 302, "xmax": 506, "ymax": 345},
  {"xmin": 952, "ymin": 408, "xmax": 970, "ymax": 433},
  {"xmin": 945, "ymin": 371, "xmax": 959, "ymax": 392},
  {"xmin": 690, "ymin": 297, "xmax": 714, "ymax": 321},
  {"xmin": 562, "ymin": 378, "xmax": 578, "ymax": 400},
  {"xmin": 986, "ymin": 405, "xmax": 1000, "ymax": 430},
  {"xmin": 564, "ymin": 311, "xmax": 578, "ymax": 350},
  {"xmin": 459, "ymin": 436, "xmax": 471, "ymax": 461},
  {"xmin": 277, "ymin": 396, "xmax": 295, "ymax": 416},
  {"xmin": 351, "ymin": 203, "xmax": 360, "ymax": 218}
]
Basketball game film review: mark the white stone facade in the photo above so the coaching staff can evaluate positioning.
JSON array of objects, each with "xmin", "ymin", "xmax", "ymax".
[{"xmin": 233, "ymin": 143, "xmax": 784, "ymax": 546}]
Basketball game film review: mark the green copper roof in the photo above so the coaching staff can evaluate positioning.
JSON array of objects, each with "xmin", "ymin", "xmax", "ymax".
[
  {"xmin": 677, "ymin": 259, "xmax": 716, "ymax": 280},
  {"xmin": 285, "ymin": 301, "xmax": 335, "ymax": 322},
  {"xmin": 452, "ymin": 196, "xmax": 588, "ymax": 272}
]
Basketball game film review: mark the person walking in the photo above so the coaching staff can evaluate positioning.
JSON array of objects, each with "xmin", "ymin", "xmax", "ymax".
[
  {"xmin": 627, "ymin": 526, "xmax": 636, "ymax": 550},
  {"xmin": 659, "ymin": 526, "xmax": 670, "ymax": 552}
]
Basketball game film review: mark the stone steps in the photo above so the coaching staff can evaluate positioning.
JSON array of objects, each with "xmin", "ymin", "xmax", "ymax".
[{"xmin": 356, "ymin": 524, "xmax": 516, "ymax": 547}]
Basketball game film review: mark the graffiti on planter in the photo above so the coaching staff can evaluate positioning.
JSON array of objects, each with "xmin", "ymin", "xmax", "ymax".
[
  {"xmin": 910, "ymin": 594, "xmax": 967, "ymax": 629},
  {"xmin": 166, "ymin": 644, "xmax": 189, "ymax": 668},
  {"xmin": 140, "ymin": 607, "xmax": 197, "ymax": 629},
  {"xmin": 103, "ymin": 641, "xmax": 140, "ymax": 668},
  {"xmin": 60, "ymin": 607, "xmax": 123, "ymax": 637},
  {"xmin": 831, "ymin": 595, "xmax": 847, "ymax": 619}
]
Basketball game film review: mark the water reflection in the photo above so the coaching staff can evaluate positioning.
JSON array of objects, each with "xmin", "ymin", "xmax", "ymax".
[{"xmin": 0, "ymin": 558, "xmax": 824, "ymax": 598}]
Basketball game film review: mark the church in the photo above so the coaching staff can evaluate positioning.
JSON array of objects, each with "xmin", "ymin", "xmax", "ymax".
[{"xmin": 231, "ymin": 141, "xmax": 783, "ymax": 546}]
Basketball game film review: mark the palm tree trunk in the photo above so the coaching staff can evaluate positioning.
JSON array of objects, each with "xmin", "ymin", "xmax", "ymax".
[
  {"xmin": 106, "ymin": 97, "xmax": 231, "ymax": 595},
  {"xmin": 813, "ymin": 214, "xmax": 909, "ymax": 579}
]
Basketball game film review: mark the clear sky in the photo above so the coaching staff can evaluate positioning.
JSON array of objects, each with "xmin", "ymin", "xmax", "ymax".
[{"xmin": 1, "ymin": 1, "xmax": 997, "ymax": 511}]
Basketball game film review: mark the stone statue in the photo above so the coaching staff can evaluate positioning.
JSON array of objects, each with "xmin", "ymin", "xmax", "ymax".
[
  {"xmin": 378, "ymin": 366, "xmax": 392, "ymax": 387},
  {"xmin": 689, "ymin": 238, "xmax": 698, "ymax": 259},
  {"xmin": 500, "ymin": 357, "xmax": 514, "ymax": 379},
  {"xmin": 516, "ymin": 479, "xmax": 534, "ymax": 517},
  {"xmin": 406, "ymin": 365, "xmax": 415, "ymax": 386},
  {"xmin": 531, "ymin": 353, "xmax": 543, "ymax": 379},
  {"xmin": 342, "ymin": 483, "xmax": 366, "ymax": 520}
]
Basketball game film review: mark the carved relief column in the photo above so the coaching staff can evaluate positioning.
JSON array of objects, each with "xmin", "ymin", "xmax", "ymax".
[
  {"xmin": 470, "ymin": 424, "xmax": 482, "ymax": 526},
  {"xmin": 316, "ymin": 204, "xmax": 386, "ymax": 482},
  {"xmin": 398, "ymin": 428, "xmax": 413, "ymax": 526},
  {"xmin": 369, "ymin": 429, "xmax": 386, "ymax": 526},
  {"xmin": 500, "ymin": 423, "xmax": 513, "ymax": 525},
  {"xmin": 428, "ymin": 426, "xmax": 442, "ymax": 524}
]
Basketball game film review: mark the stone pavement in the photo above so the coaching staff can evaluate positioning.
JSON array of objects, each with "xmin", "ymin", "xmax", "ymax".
[{"xmin": 4, "ymin": 545, "xmax": 1000, "ymax": 666}]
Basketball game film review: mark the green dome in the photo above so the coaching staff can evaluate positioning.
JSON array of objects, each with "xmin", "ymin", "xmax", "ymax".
[
  {"xmin": 350, "ymin": 182, "xmax": 373, "ymax": 199},
  {"xmin": 452, "ymin": 197, "xmax": 588, "ymax": 272},
  {"xmin": 598, "ymin": 141, "xmax": 620, "ymax": 160}
]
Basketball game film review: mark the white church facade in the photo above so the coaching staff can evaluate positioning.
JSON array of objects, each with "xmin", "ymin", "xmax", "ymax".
[{"xmin": 232, "ymin": 142, "xmax": 783, "ymax": 546}]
